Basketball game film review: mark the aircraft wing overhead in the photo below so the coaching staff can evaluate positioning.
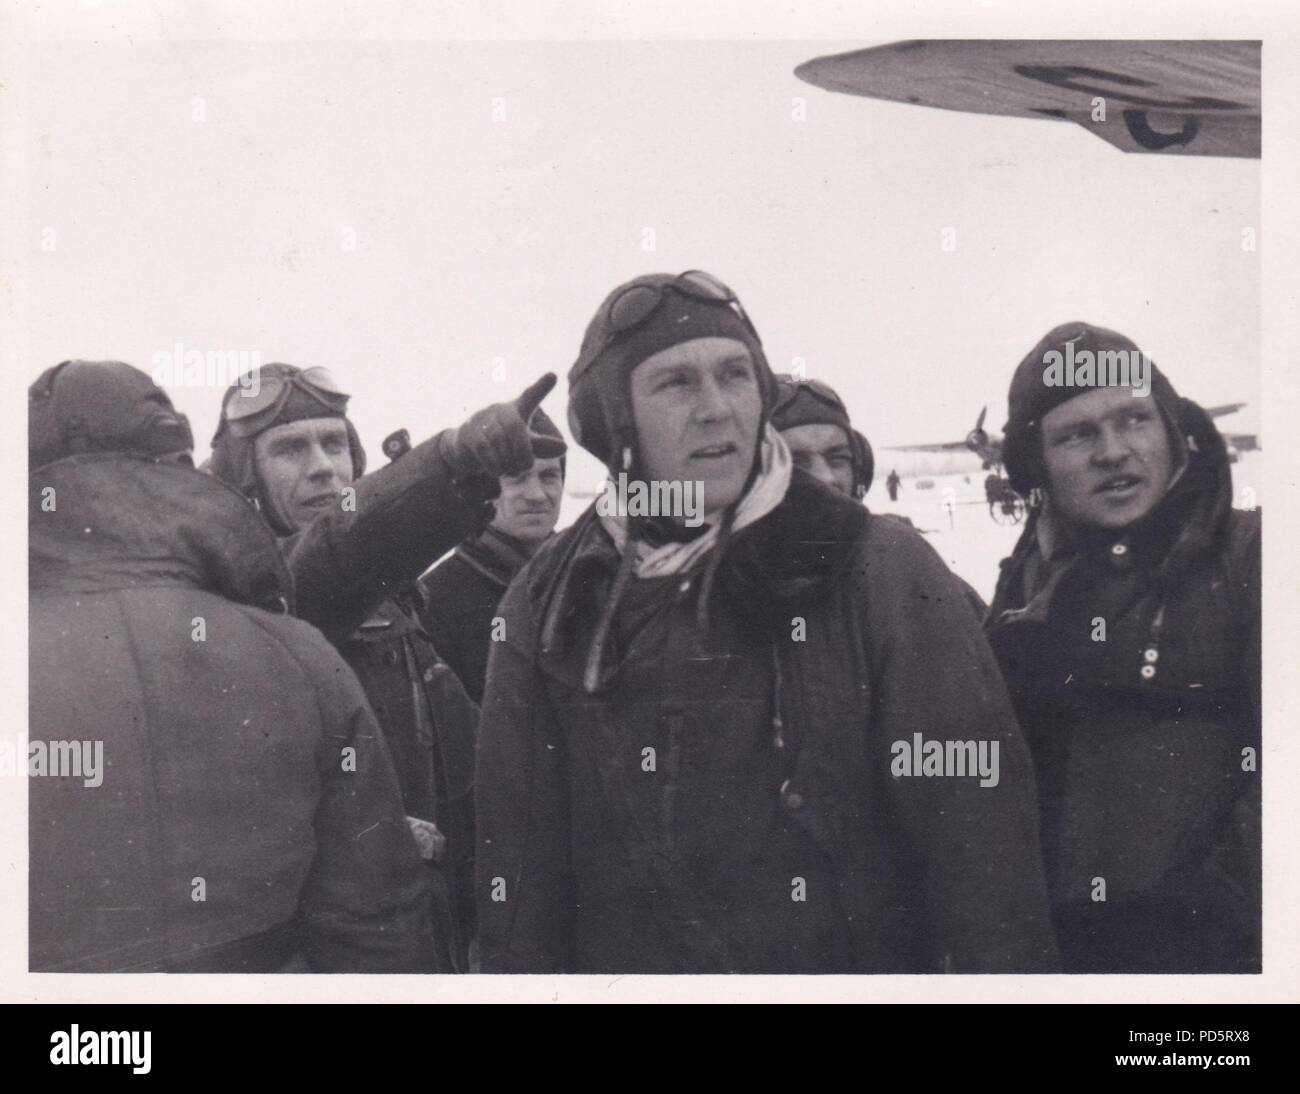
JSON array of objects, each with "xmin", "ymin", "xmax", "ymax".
[{"xmin": 795, "ymin": 40, "xmax": 1260, "ymax": 158}]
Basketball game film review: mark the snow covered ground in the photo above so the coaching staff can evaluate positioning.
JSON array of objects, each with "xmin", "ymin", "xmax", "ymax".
[{"xmin": 866, "ymin": 470, "xmax": 1025, "ymax": 606}]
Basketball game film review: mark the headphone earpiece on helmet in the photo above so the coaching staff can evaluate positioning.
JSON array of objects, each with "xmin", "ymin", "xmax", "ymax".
[
  {"xmin": 343, "ymin": 418, "xmax": 367, "ymax": 480},
  {"xmin": 851, "ymin": 429, "xmax": 874, "ymax": 500},
  {"xmin": 1002, "ymin": 421, "xmax": 1043, "ymax": 498}
]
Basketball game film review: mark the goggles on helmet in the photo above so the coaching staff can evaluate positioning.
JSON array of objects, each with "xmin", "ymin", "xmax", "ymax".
[
  {"xmin": 221, "ymin": 366, "xmax": 349, "ymax": 438},
  {"xmin": 771, "ymin": 375, "xmax": 850, "ymax": 419},
  {"xmin": 576, "ymin": 270, "xmax": 761, "ymax": 381}
]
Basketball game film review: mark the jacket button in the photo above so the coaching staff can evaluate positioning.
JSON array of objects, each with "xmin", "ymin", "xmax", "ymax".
[
  {"xmin": 780, "ymin": 778, "xmax": 803, "ymax": 811},
  {"xmin": 423, "ymin": 666, "xmax": 437, "ymax": 682},
  {"xmin": 1140, "ymin": 664, "xmax": 1156, "ymax": 680},
  {"xmin": 1111, "ymin": 543, "xmax": 1128, "ymax": 557},
  {"xmin": 1143, "ymin": 648, "xmax": 1159, "ymax": 663}
]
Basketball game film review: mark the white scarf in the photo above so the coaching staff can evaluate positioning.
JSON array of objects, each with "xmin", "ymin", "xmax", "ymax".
[{"xmin": 598, "ymin": 424, "xmax": 793, "ymax": 578}]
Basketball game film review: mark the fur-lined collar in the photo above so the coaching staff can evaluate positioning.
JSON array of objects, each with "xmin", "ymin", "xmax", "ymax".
[{"xmin": 525, "ymin": 470, "xmax": 867, "ymax": 688}]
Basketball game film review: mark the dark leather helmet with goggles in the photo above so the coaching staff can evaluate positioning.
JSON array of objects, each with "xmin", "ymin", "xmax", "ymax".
[
  {"xmin": 771, "ymin": 374, "xmax": 873, "ymax": 499},
  {"xmin": 219, "ymin": 364, "xmax": 350, "ymax": 439},
  {"xmin": 771, "ymin": 376, "xmax": 851, "ymax": 420},
  {"xmin": 574, "ymin": 269, "xmax": 761, "ymax": 382}
]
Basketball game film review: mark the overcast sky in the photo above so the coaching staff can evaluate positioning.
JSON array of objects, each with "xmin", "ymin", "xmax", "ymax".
[{"xmin": 17, "ymin": 34, "xmax": 1259, "ymax": 499}]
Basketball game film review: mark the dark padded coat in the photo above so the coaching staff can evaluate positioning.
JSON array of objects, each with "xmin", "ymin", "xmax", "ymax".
[
  {"xmin": 476, "ymin": 473, "xmax": 1059, "ymax": 973},
  {"xmin": 29, "ymin": 454, "xmax": 434, "ymax": 973},
  {"xmin": 985, "ymin": 402, "xmax": 1260, "ymax": 973},
  {"xmin": 262, "ymin": 432, "xmax": 489, "ymax": 970},
  {"xmin": 418, "ymin": 527, "xmax": 536, "ymax": 705}
]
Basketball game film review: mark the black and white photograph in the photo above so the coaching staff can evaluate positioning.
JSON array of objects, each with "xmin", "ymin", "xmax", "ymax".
[{"xmin": 3, "ymin": 0, "xmax": 1298, "ymax": 1023}]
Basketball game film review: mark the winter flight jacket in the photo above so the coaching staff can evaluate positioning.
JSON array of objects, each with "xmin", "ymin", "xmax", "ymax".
[
  {"xmin": 985, "ymin": 406, "xmax": 1260, "ymax": 973},
  {"xmin": 29, "ymin": 454, "xmax": 434, "ymax": 972},
  {"xmin": 476, "ymin": 472, "xmax": 1059, "ymax": 973},
  {"xmin": 279, "ymin": 432, "xmax": 489, "ymax": 970}
]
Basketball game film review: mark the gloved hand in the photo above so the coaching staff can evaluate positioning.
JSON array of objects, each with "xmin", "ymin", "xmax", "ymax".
[{"xmin": 442, "ymin": 373, "xmax": 565, "ymax": 484}]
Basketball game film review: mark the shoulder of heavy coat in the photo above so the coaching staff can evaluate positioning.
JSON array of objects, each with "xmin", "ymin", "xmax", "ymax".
[{"xmin": 30, "ymin": 452, "xmax": 290, "ymax": 613}]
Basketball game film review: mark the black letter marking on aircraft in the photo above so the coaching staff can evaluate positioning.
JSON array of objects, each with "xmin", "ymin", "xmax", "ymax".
[{"xmin": 1122, "ymin": 110, "xmax": 1200, "ymax": 149}]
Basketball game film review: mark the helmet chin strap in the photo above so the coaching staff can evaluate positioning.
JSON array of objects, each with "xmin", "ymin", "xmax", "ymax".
[{"xmin": 249, "ymin": 460, "xmax": 301, "ymax": 539}]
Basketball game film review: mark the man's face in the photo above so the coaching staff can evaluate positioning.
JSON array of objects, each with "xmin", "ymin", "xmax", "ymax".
[
  {"xmin": 1040, "ymin": 386, "xmax": 1174, "ymax": 531},
  {"xmin": 629, "ymin": 336, "xmax": 763, "ymax": 521},
  {"xmin": 253, "ymin": 418, "xmax": 355, "ymax": 532},
  {"xmin": 782, "ymin": 423, "xmax": 855, "ymax": 496},
  {"xmin": 491, "ymin": 456, "xmax": 564, "ymax": 546}
]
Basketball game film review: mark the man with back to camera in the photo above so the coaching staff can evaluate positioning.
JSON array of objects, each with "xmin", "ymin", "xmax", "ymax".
[{"xmin": 29, "ymin": 360, "xmax": 434, "ymax": 972}]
